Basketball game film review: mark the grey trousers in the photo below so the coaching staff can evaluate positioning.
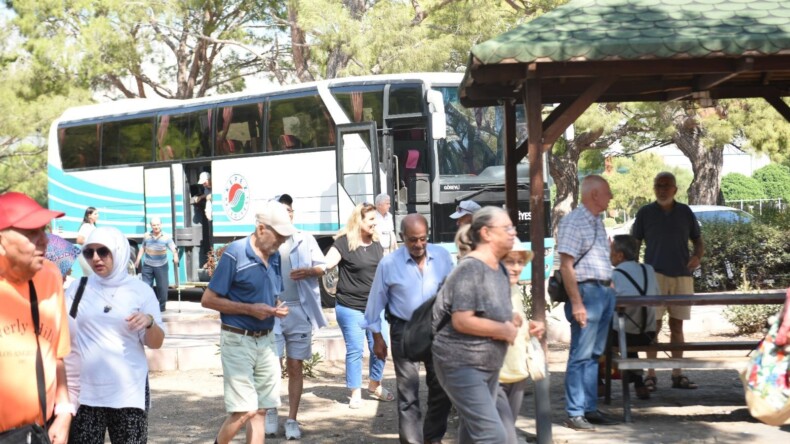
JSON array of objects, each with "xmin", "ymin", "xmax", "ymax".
[
  {"xmin": 434, "ymin": 360, "xmax": 507, "ymax": 444},
  {"xmin": 496, "ymin": 379, "xmax": 528, "ymax": 444},
  {"xmin": 390, "ymin": 319, "xmax": 452, "ymax": 444}
]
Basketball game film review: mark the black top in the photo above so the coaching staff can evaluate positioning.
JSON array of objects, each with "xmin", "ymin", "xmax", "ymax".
[
  {"xmin": 632, "ymin": 201, "xmax": 701, "ymax": 277},
  {"xmin": 333, "ymin": 235, "xmax": 383, "ymax": 311}
]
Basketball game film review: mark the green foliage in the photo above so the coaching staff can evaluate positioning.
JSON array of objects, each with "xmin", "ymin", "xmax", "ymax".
[
  {"xmin": 280, "ymin": 352, "xmax": 324, "ymax": 379},
  {"xmin": 728, "ymin": 98, "xmax": 790, "ymax": 165},
  {"xmin": 753, "ymin": 163, "xmax": 790, "ymax": 204},
  {"xmin": 722, "ymin": 304, "xmax": 783, "ymax": 335},
  {"xmin": 695, "ymin": 220, "xmax": 790, "ymax": 293},
  {"xmin": 720, "ymin": 173, "xmax": 766, "ymax": 201}
]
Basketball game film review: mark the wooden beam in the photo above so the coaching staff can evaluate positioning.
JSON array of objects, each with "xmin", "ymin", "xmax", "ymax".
[
  {"xmin": 666, "ymin": 87, "xmax": 694, "ymax": 101},
  {"xmin": 764, "ymin": 95, "xmax": 790, "ymax": 123},
  {"xmin": 523, "ymin": 74, "xmax": 552, "ymax": 444},
  {"xmin": 542, "ymin": 76, "xmax": 616, "ymax": 147}
]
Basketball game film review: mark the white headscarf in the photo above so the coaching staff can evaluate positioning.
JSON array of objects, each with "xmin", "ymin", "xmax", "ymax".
[{"xmin": 85, "ymin": 226, "xmax": 132, "ymax": 288}]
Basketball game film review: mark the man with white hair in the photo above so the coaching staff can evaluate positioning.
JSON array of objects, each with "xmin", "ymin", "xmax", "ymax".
[
  {"xmin": 374, "ymin": 193, "xmax": 397, "ymax": 254},
  {"xmin": 135, "ymin": 217, "xmax": 179, "ymax": 312},
  {"xmin": 557, "ymin": 175, "xmax": 618, "ymax": 431},
  {"xmin": 201, "ymin": 201, "xmax": 296, "ymax": 444}
]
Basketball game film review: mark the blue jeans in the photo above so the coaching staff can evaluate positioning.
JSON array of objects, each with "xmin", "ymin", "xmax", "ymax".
[
  {"xmin": 563, "ymin": 282, "xmax": 615, "ymax": 417},
  {"xmin": 335, "ymin": 303, "xmax": 388, "ymax": 389},
  {"xmin": 141, "ymin": 263, "xmax": 168, "ymax": 311}
]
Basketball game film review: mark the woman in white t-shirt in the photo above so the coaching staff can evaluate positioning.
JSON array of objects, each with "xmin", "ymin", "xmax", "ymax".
[
  {"xmin": 76, "ymin": 207, "xmax": 99, "ymax": 276},
  {"xmin": 65, "ymin": 227, "xmax": 165, "ymax": 443}
]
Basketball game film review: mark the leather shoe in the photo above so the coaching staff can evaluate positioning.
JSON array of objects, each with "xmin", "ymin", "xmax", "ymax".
[
  {"xmin": 584, "ymin": 410, "xmax": 620, "ymax": 425},
  {"xmin": 564, "ymin": 415, "xmax": 595, "ymax": 431}
]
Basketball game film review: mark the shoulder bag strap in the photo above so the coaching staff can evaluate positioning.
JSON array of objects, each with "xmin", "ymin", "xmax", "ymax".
[
  {"xmin": 573, "ymin": 222, "xmax": 598, "ymax": 268},
  {"xmin": 69, "ymin": 276, "xmax": 89, "ymax": 319},
  {"xmin": 28, "ymin": 281, "xmax": 48, "ymax": 428}
]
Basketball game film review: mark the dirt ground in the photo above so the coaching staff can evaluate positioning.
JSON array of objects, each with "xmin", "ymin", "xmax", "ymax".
[{"xmin": 147, "ymin": 329, "xmax": 790, "ymax": 444}]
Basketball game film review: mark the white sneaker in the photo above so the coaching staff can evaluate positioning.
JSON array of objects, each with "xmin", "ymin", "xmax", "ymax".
[
  {"xmin": 264, "ymin": 409, "xmax": 278, "ymax": 436},
  {"xmin": 284, "ymin": 419, "xmax": 302, "ymax": 440}
]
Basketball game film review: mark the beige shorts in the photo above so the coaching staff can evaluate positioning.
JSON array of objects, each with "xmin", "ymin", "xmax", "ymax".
[
  {"xmin": 220, "ymin": 329, "xmax": 281, "ymax": 413},
  {"xmin": 654, "ymin": 273, "xmax": 694, "ymax": 321}
]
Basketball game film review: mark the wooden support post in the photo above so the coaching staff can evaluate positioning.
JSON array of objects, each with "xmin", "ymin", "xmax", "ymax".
[{"xmin": 524, "ymin": 72, "xmax": 552, "ymax": 444}]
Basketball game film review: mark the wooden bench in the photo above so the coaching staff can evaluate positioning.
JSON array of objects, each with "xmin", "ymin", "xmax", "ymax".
[{"xmin": 602, "ymin": 290, "xmax": 786, "ymax": 422}]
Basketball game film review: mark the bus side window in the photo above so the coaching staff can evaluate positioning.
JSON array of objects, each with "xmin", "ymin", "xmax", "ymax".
[
  {"xmin": 216, "ymin": 103, "xmax": 262, "ymax": 157},
  {"xmin": 268, "ymin": 94, "xmax": 335, "ymax": 151},
  {"xmin": 60, "ymin": 124, "xmax": 100, "ymax": 170}
]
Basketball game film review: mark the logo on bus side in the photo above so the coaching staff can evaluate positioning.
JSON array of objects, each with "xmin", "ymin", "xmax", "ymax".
[{"xmin": 223, "ymin": 174, "xmax": 250, "ymax": 221}]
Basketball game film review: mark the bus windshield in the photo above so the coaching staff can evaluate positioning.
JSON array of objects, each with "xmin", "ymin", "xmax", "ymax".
[{"xmin": 437, "ymin": 86, "xmax": 527, "ymax": 177}]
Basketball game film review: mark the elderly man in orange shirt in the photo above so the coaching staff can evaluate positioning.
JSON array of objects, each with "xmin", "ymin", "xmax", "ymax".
[{"xmin": 0, "ymin": 192, "xmax": 73, "ymax": 443}]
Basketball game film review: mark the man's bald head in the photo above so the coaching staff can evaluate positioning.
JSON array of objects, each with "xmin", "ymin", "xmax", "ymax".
[
  {"xmin": 580, "ymin": 174, "xmax": 612, "ymax": 214},
  {"xmin": 400, "ymin": 214, "xmax": 429, "ymax": 261}
]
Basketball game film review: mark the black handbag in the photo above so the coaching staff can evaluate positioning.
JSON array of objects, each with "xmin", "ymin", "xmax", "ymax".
[
  {"xmin": 548, "ymin": 224, "xmax": 597, "ymax": 304},
  {"xmin": 0, "ymin": 424, "xmax": 51, "ymax": 444},
  {"xmin": 0, "ymin": 282, "xmax": 53, "ymax": 444}
]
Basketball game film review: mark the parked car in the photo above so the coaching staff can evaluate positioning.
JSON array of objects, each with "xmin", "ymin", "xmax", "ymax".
[{"xmin": 606, "ymin": 205, "xmax": 753, "ymax": 239}]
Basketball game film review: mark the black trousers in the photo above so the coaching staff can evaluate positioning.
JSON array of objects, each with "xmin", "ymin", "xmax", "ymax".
[{"xmin": 390, "ymin": 318, "xmax": 453, "ymax": 444}]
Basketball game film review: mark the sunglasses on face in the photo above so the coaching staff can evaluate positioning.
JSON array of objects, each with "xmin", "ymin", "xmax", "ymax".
[{"xmin": 82, "ymin": 246, "xmax": 112, "ymax": 260}]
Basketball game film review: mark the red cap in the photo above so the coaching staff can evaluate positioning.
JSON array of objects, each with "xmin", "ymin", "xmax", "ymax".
[{"xmin": 0, "ymin": 192, "xmax": 65, "ymax": 231}]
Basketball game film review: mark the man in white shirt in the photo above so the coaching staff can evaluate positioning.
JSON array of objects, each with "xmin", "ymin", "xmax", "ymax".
[{"xmin": 374, "ymin": 193, "xmax": 397, "ymax": 254}]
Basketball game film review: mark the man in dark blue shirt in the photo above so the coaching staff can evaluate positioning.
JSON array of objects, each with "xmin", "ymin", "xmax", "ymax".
[
  {"xmin": 201, "ymin": 201, "xmax": 295, "ymax": 444},
  {"xmin": 632, "ymin": 172, "xmax": 704, "ymax": 391}
]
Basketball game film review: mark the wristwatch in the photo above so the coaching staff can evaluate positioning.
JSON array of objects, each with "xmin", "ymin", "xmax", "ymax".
[{"xmin": 146, "ymin": 314, "xmax": 155, "ymax": 329}]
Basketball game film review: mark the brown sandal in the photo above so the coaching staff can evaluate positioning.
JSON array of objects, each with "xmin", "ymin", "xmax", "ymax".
[
  {"xmin": 635, "ymin": 385, "xmax": 651, "ymax": 400},
  {"xmin": 671, "ymin": 374, "xmax": 698, "ymax": 390}
]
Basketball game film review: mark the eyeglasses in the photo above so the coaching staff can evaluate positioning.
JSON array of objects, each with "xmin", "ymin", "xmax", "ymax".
[
  {"xmin": 487, "ymin": 225, "xmax": 517, "ymax": 233},
  {"xmin": 82, "ymin": 246, "xmax": 112, "ymax": 260}
]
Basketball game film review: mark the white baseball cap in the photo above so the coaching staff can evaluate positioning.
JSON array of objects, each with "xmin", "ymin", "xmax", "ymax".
[
  {"xmin": 257, "ymin": 201, "xmax": 297, "ymax": 236},
  {"xmin": 198, "ymin": 172, "xmax": 211, "ymax": 184},
  {"xmin": 449, "ymin": 200, "xmax": 481, "ymax": 219}
]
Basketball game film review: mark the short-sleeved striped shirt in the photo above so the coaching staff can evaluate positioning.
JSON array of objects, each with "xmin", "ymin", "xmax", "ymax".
[
  {"xmin": 557, "ymin": 204, "xmax": 612, "ymax": 281},
  {"xmin": 141, "ymin": 231, "xmax": 176, "ymax": 267}
]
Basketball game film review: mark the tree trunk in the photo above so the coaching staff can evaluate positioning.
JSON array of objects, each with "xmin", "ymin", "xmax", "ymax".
[
  {"xmin": 673, "ymin": 118, "xmax": 724, "ymax": 205},
  {"xmin": 289, "ymin": 3, "xmax": 313, "ymax": 83},
  {"xmin": 547, "ymin": 128, "xmax": 604, "ymax": 235}
]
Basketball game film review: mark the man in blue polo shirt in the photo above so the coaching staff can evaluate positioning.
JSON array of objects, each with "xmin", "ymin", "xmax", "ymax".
[
  {"xmin": 201, "ymin": 201, "xmax": 296, "ymax": 444},
  {"xmin": 364, "ymin": 213, "xmax": 454, "ymax": 444}
]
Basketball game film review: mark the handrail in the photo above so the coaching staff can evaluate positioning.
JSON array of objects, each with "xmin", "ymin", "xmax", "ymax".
[{"xmin": 615, "ymin": 290, "xmax": 786, "ymax": 307}]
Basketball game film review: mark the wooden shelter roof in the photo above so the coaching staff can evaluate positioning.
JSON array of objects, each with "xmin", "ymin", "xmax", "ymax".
[{"xmin": 460, "ymin": 0, "xmax": 790, "ymax": 106}]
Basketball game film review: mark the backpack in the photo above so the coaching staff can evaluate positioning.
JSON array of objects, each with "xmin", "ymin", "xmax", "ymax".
[{"xmin": 398, "ymin": 291, "xmax": 450, "ymax": 363}]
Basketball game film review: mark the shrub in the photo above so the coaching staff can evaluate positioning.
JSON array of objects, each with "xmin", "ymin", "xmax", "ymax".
[
  {"xmin": 721, "ymin": 173, "xmax": 766, "ymax": 201},
  {"xmin": 695, "ymin": 220, "xmax": 790, "ymax": 292},
  {"xmin": 753, "ymin": 163, "xmax": 790, "ymax": 204},
  {"xmin": 722, "ymin": 304, "xmax": 783, "ymax": 335}
]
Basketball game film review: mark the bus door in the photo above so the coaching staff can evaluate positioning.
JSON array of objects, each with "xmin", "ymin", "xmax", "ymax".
[
  {"xmin": 388, "ymin": 120, "xmax": 431, "ymax": 233},
  {"xmin": 336, "ymin": 122, "xmax": 380, "ymax": 224},
  {"xmin": 143, "ymin": 167, "xmax": 179, "ymax": 285},
  {"xmin": 175, "ymin": 163, "xmax": 212, "ymax": 282}
]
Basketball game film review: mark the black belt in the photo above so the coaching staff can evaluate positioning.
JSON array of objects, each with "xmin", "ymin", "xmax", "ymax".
[
  {"xmin": 578, "ymin": 279, "xmax": 611, "ymax": 286},
  {"xmin": 221, "ymin": 324, "xmax": 271, "ymax": 338}
]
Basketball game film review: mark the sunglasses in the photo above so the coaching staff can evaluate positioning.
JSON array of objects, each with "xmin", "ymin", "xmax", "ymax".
[{"xmin": 82, "ymin": 246, "xmax": 112, "ymax": 260}]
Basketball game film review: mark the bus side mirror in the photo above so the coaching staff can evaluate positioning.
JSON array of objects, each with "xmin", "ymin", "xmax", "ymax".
[{"xmin": 426, "ymin": 90, "xmax": 446, "ymax": 141}]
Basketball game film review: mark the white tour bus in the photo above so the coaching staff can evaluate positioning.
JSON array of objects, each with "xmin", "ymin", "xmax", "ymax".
[{"xmin": 48, "ymin": 73, "xmax": 554, "ymax": 298}]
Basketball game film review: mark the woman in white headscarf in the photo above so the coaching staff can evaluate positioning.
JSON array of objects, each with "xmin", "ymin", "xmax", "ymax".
[{"xmin": 65, "ymin": 227, "xmax": 165, "ymax": 444}]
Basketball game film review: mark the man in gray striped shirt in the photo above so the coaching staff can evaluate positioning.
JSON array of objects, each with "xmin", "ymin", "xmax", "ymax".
[{"xmin": 557, "ymin": 175, "xmax": 618, "ymax": 431}]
